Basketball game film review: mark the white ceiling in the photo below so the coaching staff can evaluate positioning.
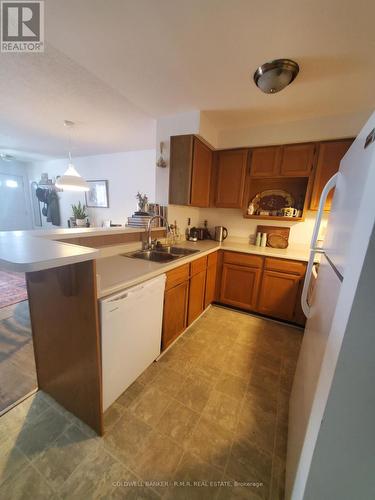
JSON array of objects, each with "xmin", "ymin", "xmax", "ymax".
[{"xmin": 1, "ymin": 0, "xmax": 375, "ymax": 158}]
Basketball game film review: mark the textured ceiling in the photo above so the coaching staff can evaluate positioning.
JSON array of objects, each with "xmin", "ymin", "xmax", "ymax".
[{"xmin": 1, "ymin": 0, "xmax": 374, "ymax": 158}]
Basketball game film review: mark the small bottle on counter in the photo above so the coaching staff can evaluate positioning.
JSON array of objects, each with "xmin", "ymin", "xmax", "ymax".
[
  {"xmin": 255, "ymin": 232, "xmax": 262, "ymax": 246},
  {"xmin": 261, "ymin": 233, "xmax": 267, "ymax": 247},
  {"xmin": 185, "ymin": 218, "xmax": 191, "ymax": 241}
]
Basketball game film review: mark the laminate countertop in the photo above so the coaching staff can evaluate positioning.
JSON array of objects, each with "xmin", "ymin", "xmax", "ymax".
[
  {"xmin": 96, "ymin": 239, "xmax": 312, "ymax": 298},
  {"xmin": 0, "ymin": 227, "xmax": 162, "ymax": 272}
]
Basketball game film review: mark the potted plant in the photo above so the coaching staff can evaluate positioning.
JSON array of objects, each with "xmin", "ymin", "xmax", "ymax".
[{"xmin": 71, "ymin": 201, "xmax": 87, "ymax": 227}]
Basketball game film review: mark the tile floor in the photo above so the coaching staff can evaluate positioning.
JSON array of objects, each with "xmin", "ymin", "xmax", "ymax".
[
  {"xmin": 0, "ymin": 305, "xmax": 302, "ymax": 499},
  {"xmin": 0, "ymin": 300, "xmax": 37, "ymax": 413}
]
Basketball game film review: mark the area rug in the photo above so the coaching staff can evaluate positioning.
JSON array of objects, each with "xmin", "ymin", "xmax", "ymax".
[{"xmin": 0, "ymin": 270, "xmax": 28, "ymax": 309}]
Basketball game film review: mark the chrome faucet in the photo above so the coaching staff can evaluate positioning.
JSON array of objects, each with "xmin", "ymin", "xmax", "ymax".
[{"xmin": 144, "ymin": 215, "xmax": 170, "ymax": 250}]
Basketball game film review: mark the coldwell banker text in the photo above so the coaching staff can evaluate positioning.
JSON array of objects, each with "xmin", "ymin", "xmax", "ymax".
[{"xmin": 1, "ymin": 0, "xmax": 44, "ymax": 52}]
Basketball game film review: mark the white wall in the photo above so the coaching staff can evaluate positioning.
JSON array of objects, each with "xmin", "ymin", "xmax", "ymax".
[
  {"xmin": 29, "ymin": 149, "xmax": 156, "ymax": 228},
  {"xmin": 0, "ymin": 160, "xmax": 33, "ymax": 230},
  {"xmin": 217, "ymin": 110, "xmax": 369, "ymax": 149}
]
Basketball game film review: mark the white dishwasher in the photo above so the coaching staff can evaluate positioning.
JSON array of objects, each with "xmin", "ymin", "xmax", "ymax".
[{"xmin": 100, "ymin": 274, "xmax": 166, "ymax": 411}]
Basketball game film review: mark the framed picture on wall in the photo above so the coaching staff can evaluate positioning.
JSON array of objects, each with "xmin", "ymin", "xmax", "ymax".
[{"xmin": 85, "ymin": 180, "xmax": 109, "ymax": 208}]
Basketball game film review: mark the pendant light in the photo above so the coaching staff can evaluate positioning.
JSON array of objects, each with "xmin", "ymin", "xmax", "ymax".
[
  {"xmin": 253, "ymin": 59, "xmax": 299, "ymax": 94},
  {"xmin": 55, "ymin": 121, "xmax": 89, "ymax": 192}
]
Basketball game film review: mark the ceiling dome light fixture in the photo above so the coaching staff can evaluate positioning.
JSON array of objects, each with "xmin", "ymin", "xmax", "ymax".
[
  {"xmin": 253, "ymin": 59, "xmax": 299, "ymax": 94},
  {"xmin": 55, "ymin": 120, "xmax": 89, "ymax": 192}
]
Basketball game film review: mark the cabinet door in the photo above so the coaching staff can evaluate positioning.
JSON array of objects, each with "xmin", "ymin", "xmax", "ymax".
[
  {"xmin": 188, "ymin": 270, "xmax": 206, "ymax": 325},
  {"xmin": 257, "ymin": 270, "xmax": 300, "ymax": 321},
  {"xmin": 190, "ymin": 138, "xmax": 212, "ymax": 207},
  {"xmin": 169, "ymin": 135, "xmax": 193, "ymax": 205},
  {"xmin": 310, "ymin": 140, "xmax": 352, "ymax": 211},
  {"xmin": 204, "ymin": 253, "xmax": 218, "ymax": 308},
  {"xmin": 280, "ymin": 143, "xmax": 315, "ymax": 177},
  {"xmin": 215, "ymin": 149, "xmax": 248, "ymax": 208},
  {"xmin": 250, "ymin": 146, "xmax": 281, "ymax": 177},
  {"xmin": 220, "ymin": 263, "xmax": 261, "ymax": 311},
  {"xmin": 162, "ymin": 280, "xmax": 189, "ymax": 350}
]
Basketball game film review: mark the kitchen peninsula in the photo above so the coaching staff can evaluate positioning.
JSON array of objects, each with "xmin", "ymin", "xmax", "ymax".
[{"xmin": 0, "ymin": 226, "xmax": 311, "ymax": 435}]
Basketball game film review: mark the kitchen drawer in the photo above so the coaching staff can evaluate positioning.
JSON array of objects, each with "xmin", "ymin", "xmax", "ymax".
[
  {"xmin": 223, "ymin": 251, "xmax": 263, "ymax": 269},
  {"xmin": 264, "ymin": 257, "xmax": 306, "ymax": 276},
  {"xmin": 165, "ymin": 263, "xmax": 190, "ymax": 290},
  {"xmin": 207, "ymin": 251, "xmax": 218, "ymax": 268},
  {"xmin": 190, "ymin": 256, "xmax": 208, "ymax": 276}
]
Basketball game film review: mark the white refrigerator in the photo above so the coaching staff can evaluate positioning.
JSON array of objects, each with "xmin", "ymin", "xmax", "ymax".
[{"xmin": 286, "ymin": 111, "xmax": 375, "ymax": 500}]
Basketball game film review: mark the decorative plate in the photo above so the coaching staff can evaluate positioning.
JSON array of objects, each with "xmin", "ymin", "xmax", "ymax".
[
  {"xmin": 267, "ymin": 233, "xmax": 289, "ymax": 249},
  {"xmin": 251, "ymin": 189, "xmax": 294, "ymax": 212}
]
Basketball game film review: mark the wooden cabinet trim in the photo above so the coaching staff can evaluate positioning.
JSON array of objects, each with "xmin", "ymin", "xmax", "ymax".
[
  {"xmin": 264, "ymin": 257, "xmax": 306, "ymax": 276},
  {"xmin": 188, "ymin": 269, "xmax": 206, "ymax": 325},
  {"xmin": 190, "ymin": 256, "xmax": 208, "ymax": 276},
  {"xmin": 220, "ymin": 263, "xmax": 262, "ymax": 310},
  {"xmin": 223, "ymin": 251, "xmax": 263, "ymax": 269},
  {"xmin": 165, "ymin": 263, "xmax": 190, "ymax": 290},
  {"xmin": 190, "ymin": 137, "xmax": 213, "ymax": 208},
  {"xmin": 257, "ymin": 269, "xmax": 300, "ymax": 321}
]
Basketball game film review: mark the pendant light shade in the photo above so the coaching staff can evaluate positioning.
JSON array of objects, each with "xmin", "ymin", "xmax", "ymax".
[
  {"xmin": 55, "ymin": 163, "xmax": 89, "ymax": 192},
  {"xmin": 253, "ymin": 59, "xmax": 299, "ymax": 94},
  {"xmin": 56, "ymin": 121, "xmax": 90, "ymax": 192}
]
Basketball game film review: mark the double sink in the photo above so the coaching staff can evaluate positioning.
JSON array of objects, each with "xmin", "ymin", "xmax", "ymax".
[{"xmin": 123, "ymin": 246, "xmax": 200, "ymax": 263}]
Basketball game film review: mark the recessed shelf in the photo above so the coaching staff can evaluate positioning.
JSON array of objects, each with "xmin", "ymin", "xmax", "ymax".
[{"xmin": 243, "ymin": 215, "xmax": 304, "ymax": 222}]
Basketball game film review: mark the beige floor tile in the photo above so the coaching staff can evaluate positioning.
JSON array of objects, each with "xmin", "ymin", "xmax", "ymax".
[
  {"xmin": 116, "ymin": 380, "xmax": 146, "ymax": 409},
  {"xmin": 175, "ymin": 376, "xmax": 212, "ymax": 413},
  {"xmin": 32, "ymin": 424, "xmax": 101, "ymax": 491},
  {"xmin": 187, "ymin": 416, "xmax": 233, "ymax": 471},
  {"xmin": 129, "ymin": 386, "xmax": 171, "ymax": 426},
  {"xmin": 244, "ymin": 389, "xmax": 278, "ymax": 416},
  {"xmin": 104, "ymin": 402, "xmax": 124, "ymax": 431},
  {"xmin": 202, "ymin": 390, "xmax": 241, "ymax": 434},
  {"xmin": 270, "ymin": 456, "xmax": 286, "ymax": 500},
  {"xmin": 235, "ymin": 400, "xmax": 276, "ymax": 454},
  {"xmin": 248, "ymin": 365, "xmax": 280, "ymax": 400},
  {"xmin": 151, "ymin": 366, "xmax": 187, "ymax": 397},
  {"xmin": 0, "ymin": 437, "xmax": 28, "ymax": 487},
  {"xmin": 217, "ymin": 479, "xmax": 265, "ymax": 499},
  {"xmin": 223, "ymin": 352, "xmax": 253, "ymax": 379},
  {"xmin": 156, "ymin": 400, "xmax": 200, "ymax": 445},
  {"xmin": 189, "ymin": 361, "xmax": 222, "ymax": 382},
  {"xmin": 226, "ymin": 439, "xmax": 272, "ymax": 496},
  {"xmin": 136, "ymin": 361, "xmax": 162, "ymax": 386},
  {"xmin": 104, "ymin": 408, "xmax": 153, "ymax": 465},
  {"xmin": 60, "ymin": 447, "xmax": 129, "ymax": 499},
  {"xmin": 0, "ymin": 463, "xmax": 57, "ymax": 500},
  {"xmin": 133, "ymin": 430, "xmax": 184, "ymax": 482},
  {"xmin": 165, "ymin": 451, "xmax": 222, "ymax": 499},
  {"xmin": 215, "ymin": 372, "xmax": 248, "ymax": 401},
  {"xmin": 14, "ymin": 406, "xmax": 71, "ymax": 459}
]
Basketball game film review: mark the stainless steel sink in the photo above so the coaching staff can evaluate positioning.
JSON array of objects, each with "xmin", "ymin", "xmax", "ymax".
[
  {"xmin": 156, "ymin": 246, "xmax": 199, "ymax": 256},
  {"xmin": 122, "ymin": 246, "xmax": 199, "ymax": 263}
]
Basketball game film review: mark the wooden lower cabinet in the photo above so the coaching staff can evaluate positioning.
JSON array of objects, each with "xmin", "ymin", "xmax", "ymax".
[
  {"xmin": 162, "ymin": 280, "xmax": 189, "ymax": 350},
  {"xmin": 204, "ymin": 253, "xmax": 218, "ymax": 308},
  {"xmin": 257, "ymin": 270, "xmax": 301, "ymax": 321},
  {"xmin": 188, "ymin": 270, "xmax": 206, "ymax": 325},
  {"xmin": 220, "ymin": 263, "xmax": 261, "ymax": 311}
]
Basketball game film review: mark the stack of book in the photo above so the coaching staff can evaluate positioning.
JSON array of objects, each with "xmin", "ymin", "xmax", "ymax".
[
  {"xmin": 126, "ymin": 214, "xmax": 158, "ymax": 228},
  {"xmin": 126, "ymin": 204, "xmax": 168, "ymax": 228}
]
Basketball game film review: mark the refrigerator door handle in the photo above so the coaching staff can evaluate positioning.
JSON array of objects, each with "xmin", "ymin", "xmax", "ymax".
[
  {"xmin": 310, "ymin": 172, "xmax": 340, "ymax": 250},
  {"xmin": 301, "ymin": 249, "xmax": 317, "ymax": 318},
  {"xmin": 302, "ymin": 173, "xmax": 340, "ymax": 318}
]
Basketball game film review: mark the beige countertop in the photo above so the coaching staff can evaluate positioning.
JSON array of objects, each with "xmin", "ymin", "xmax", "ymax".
[
  {"xmin": 0, "ymin": 226, "xmax": 162, "ymax": 272},
  {"xmin": 96, "ymin": 238, "xmax": 311, "ymax": 298}
]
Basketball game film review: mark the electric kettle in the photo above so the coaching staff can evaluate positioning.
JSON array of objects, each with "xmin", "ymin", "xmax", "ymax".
[{"xmin": 214, "ymin": 226, "xmax": 228, "ymax": 242}]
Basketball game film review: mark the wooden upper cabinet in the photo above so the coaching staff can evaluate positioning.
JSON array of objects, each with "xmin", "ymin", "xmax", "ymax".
[
  {"xmin": 191, "ymin": 138, "xmax": 212, "ymax": 207},
  {"xmin": 215, "ymin": 149, "xmax": 248, "ymax": 208},
  {"xmin": 280, "ymin": 143, "xmax": 316, "ymax": 177},
  {"xmin": 250, "ymin": 146, "xmax": 281, "ymax": 177},
  {"xmin": 169, "ymin": 135, "xmax": 213, "ymax": 207},
  {"xmin": 310, "ymin": 139, "xmax": 352, "ymax": 211}
]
